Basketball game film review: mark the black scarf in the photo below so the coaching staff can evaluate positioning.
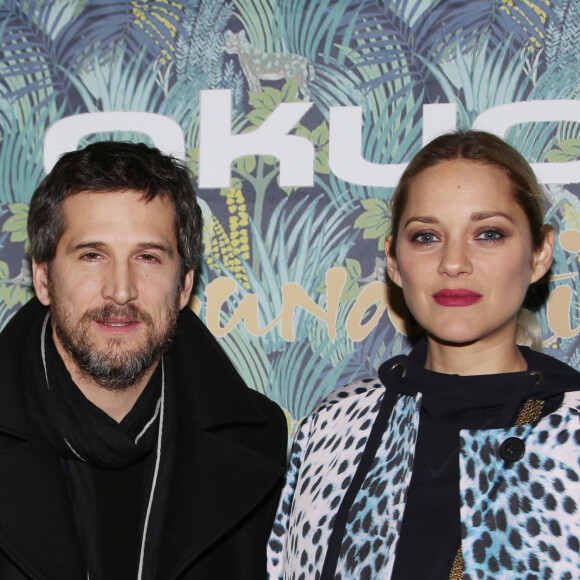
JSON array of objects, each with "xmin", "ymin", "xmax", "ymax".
[{"xmin": 23, "ymin": 310, "xmax": 175, "ymax": 579}]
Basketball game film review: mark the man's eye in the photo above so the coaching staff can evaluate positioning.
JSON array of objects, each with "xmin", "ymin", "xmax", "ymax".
[
  {"xmin": 139, "ymin": 254, "xmax": 158, "ymax": 262},
  {"xmin": 82, "ymin": 252, "xmax": 101, "ymax": 260}
]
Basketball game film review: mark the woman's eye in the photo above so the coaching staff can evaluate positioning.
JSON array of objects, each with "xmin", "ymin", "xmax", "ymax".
[
  {"xmin": 413, "ymin": 232, "xmax": 439, "ymax": 244},
  {"xmin": 476, "ymin": 230, "xmax": 502, "ymax": 241}
]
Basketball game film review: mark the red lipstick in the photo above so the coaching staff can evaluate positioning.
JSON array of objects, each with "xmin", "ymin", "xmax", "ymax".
[{"xmin": 432, "ymin": 289, "xmax": 482, "ymax": 307}]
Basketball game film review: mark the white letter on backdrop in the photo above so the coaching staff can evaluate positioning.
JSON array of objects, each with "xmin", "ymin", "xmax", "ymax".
[
  {"xmin": 473, "ymin": 100, "xmax": 580, "ymax": 184},
  {"xmin": 329, "ymin": 106, "xmax": 406, "ymax": 187},
  {"xmin": 44, "ymin": 112, "xmax": 185, "ymax": 173},
  {"xmin": 199, "ymin": 89, "xmax": 314, "ymax": 188},
  {"xmin": 329, "ymin": 104, "xmax": 457, "ymax": 187},
  {"xmin": 422, "ymin": 103, "xmax": 457, "ymax": 146}
]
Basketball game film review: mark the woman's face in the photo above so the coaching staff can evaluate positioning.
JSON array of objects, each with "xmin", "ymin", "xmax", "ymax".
[{"xmin": 386, "ymin": 159, "xmax": 554, "ymax": 348}]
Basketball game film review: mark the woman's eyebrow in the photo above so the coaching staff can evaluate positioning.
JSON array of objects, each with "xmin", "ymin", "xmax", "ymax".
[
  {"xmin": 471, "ymin": 211, "xmax": 514, "ymax": 223},
  {"xmin": 403, "ymin": 216, "xmax": 438, "ymax": 228}
]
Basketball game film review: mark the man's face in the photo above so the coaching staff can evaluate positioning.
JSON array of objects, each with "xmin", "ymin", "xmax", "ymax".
[{"xmin": 33, "ymin": 190, "xmax": 194, "ymax": 390}]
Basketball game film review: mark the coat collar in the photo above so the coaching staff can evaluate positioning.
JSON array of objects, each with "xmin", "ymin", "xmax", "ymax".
[
  {"xmin": 0, "ymin": 297, "xmax": 43, "ymax": 439},
  {"xmin": 170, "ymin": 305, "xmax": 269, "ymax": 430},
  {"xmin": 0, "ymin": 298, "xmax": 284, "ymax": 578}
]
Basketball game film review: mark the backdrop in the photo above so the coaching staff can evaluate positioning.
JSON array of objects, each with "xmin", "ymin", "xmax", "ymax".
[{"xmin": 1, "ymin": 0, "xmax": 580, "ymax": 428}]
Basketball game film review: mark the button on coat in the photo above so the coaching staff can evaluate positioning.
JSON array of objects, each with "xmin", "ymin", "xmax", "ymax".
[{"xmin": 499, "ymin": 436, "xmax": 526, "ymax": 462}]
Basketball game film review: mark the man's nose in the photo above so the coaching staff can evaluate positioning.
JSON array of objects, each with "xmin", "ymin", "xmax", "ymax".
[
  {"xmin": 437, "ymin": 240, "xmax": 473, "ymax": 277},
  {"xmin": 102, "ymin": 261, "xmax": 138, "ymax": 305}
]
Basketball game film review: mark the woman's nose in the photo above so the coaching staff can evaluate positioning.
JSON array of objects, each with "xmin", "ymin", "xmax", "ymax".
[{"xmin": 437, "ymin": 241, "xmax": 473, "ymax": 277}]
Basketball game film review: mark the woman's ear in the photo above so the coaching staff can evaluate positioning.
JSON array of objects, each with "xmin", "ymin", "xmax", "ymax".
[
  {"xmin": 530, "ymin": 228, "xmax": 555, "ymax": 284},
  {"xmin": 385, "ymin": 236, "xmax": 403, "ymax": 288}
]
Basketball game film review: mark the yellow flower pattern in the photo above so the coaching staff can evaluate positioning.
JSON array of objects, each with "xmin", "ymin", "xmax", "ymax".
[
  {"xmin": 204, "ymin": 187, "xmax": 251, "ymax": 289},
  {"xmin": 500, "ymin": 0, "xmax": 550, "ymax": 49},
  {"xmin": 562, "ymin": 202, "xmax": 580, "ymax": 230},
  {"xmin": 131, "ymin": 0, "xmax": 183, "ymax": 64}
]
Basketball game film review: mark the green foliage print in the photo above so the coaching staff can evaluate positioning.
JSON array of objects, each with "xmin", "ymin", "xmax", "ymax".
[{"xmin": 0, "ymin": 0, "xmax": 579, "ymax": 423}]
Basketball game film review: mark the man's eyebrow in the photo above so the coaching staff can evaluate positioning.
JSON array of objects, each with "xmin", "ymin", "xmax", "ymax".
[
  {"xmin": 68, "ymin": 241, "xmax": 174, "ymax": 256},
  {"xmin": 67, "ymin": 241, "xmax": 106, "ymax": 253},
  {"xmin": 134, "ymin": 241, "xmax": 175, "ymax": 256}
]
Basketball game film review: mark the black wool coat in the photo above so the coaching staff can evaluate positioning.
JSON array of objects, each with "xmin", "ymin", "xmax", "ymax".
[{"xmin": 0, "ymin": 298, "xmax": 287, "ymax": 579}]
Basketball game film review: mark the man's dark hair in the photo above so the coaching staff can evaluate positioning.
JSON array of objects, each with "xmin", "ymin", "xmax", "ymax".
[{"xmin": 28, "ymin": 141, "xmax": 203, "ymax": 282}]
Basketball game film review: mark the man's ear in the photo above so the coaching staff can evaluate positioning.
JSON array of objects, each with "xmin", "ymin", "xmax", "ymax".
[
  {"xmin": 530, "ymin": 228, "xmax": 555, "ymax": 284},
  {"xmin": 32, "ymin": 259, "xmax": 51, "ymax": 306},
  {"xmin": 178, "ymin": 269, "xmax": 195, "ymax": 310},
  {"xmin": 385, "ymin": 236, "xmax": 402, "ymax": 288}
]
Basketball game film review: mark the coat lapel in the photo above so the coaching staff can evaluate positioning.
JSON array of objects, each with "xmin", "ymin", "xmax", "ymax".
[
  {"xmin": 0, "ymin": 300, "xmax": 85, "ymax": 578},
  {"xmin": 0, "ymin": 438, "xmax": 85, "ymax": 579},
  {"xmin": 156, "ymin": 309, "xmax": 285, "ymax": 578},
  {"xmin": 157, "ymin": 429, "xmax": 283, "ymax": 578}
]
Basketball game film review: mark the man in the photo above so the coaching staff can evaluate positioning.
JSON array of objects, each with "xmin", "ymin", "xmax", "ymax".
[{"xmin": 0, "ymin": 141, "xmax": 287, "ymax": 579}]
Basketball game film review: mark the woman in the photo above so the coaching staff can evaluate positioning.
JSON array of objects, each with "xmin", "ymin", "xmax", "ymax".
[{"xmin": 268, "ymin": 131, "xmax": 580, "ymax": 579}]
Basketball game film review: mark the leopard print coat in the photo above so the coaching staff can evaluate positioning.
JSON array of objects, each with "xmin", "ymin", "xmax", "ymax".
[{"xmin": 268, "ymin": 368, "xmax": 580, "ymax": 579}]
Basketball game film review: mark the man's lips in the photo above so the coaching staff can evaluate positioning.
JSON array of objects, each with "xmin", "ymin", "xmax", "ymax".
[
  {"xmin": 96, "ymin": 318, "xmax": 140, "ymax": 329},
  {"xmin": 432, "ymin": 289, "xmax": 482, "ymax": 306},
  {"xmin": 82, "ymin": 304, "xmax": 153, "ymax": 332}
]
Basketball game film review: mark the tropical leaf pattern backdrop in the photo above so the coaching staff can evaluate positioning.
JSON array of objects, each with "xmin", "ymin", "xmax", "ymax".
[{"xmin": 1, "ymin": 0, "xmax": 579, "ymax": 429}]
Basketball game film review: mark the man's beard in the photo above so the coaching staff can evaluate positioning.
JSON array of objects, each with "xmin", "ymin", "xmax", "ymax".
[{"xmin": 49, "ymin": 297, "xmax": 180, "ymax": 392}]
